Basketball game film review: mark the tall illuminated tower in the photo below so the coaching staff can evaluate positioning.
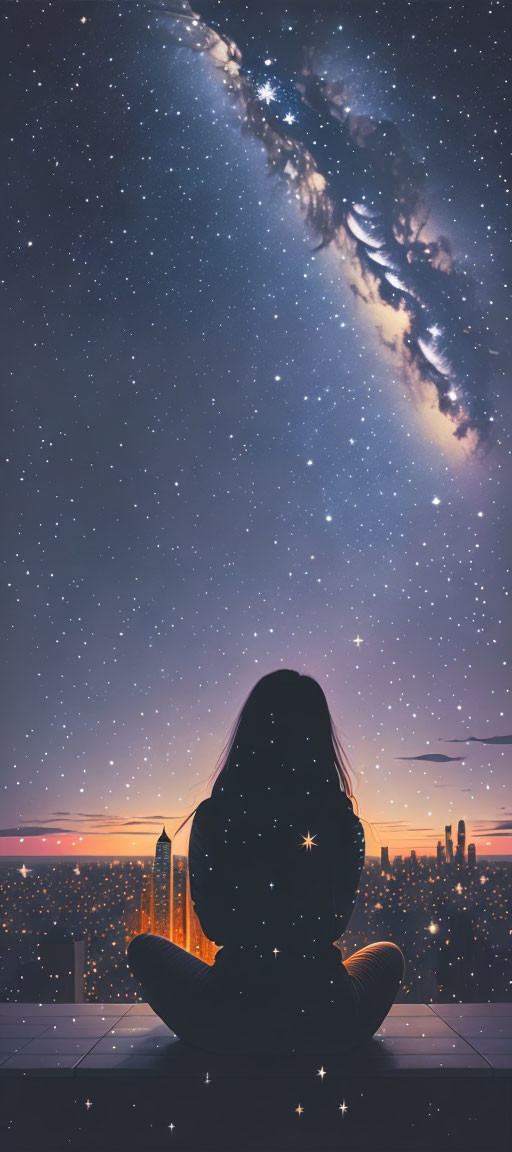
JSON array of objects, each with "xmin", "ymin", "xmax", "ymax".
[
  {"xmin": 455, "ymin": 819, "xmax": 466, "ymax": 864},
  {"xmin": 153, "ymin": 827, "xmax": 171, "ymax": 938},
  {"xmin": 436, "ymin": 840, "xmax": 445, "ymax": 867},
  {"xmin": 172, "ymin": 855, "xmax": 188, "ymax": 949},
  {"xmin": 380, "ymin": 846, "xmax": 390, "ymax": 873},
  {"xmin": 445, "ymin": 824, "xmax": 453, "ymax": 864},
  {"xmin": 139, "ymin": 870, "xmax": 153, "ymax": 934},
  {"xmin": 467, "ymin": 842, "xmax": 476, "ymax": 869}
]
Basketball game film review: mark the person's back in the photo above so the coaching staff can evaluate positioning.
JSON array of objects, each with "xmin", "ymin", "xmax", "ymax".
[
  {"xmin": 128, "ymin": 670, "xmax": 404, "ymax": 1054},
  {"xmin": 188, "ymin": 783, "xmax": 364, "ymax": 965}
]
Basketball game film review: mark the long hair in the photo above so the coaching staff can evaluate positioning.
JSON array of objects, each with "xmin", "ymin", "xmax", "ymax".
[
  {"xmin": 173, "ymin": 670, "xmax": 357, "ymax": 839},
  {"xmin": 208, "ymin": 669, "xmax": 355, "ymax": 811}
]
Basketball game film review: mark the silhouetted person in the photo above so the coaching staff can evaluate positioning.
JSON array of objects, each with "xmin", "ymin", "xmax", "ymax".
[{"xmin": 128, "ymin": 670, "xmax": 404, "ymax": 1053}]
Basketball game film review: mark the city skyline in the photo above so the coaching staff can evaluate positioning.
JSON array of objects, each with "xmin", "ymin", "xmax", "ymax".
[
  {"xmin": 2, "ymin": 849, "xmax": 510, "ymax": 1005},
  {"xmin": 1, "ymin": 803, "xmax": 508, "ymax": 861}
]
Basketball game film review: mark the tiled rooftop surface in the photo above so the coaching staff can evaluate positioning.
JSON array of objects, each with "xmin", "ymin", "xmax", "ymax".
[
  {"xmin": 0, "ymin": 1004, "xmax": 510, "ymax": 1150},
  {"xmin": 0, "ymin": 1001, "xmax": 510, "ymax": 1077}
]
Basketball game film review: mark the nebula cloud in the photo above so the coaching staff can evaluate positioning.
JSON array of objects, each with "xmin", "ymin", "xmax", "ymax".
[{"xmin": 161, "ymin": 2, "xmax": 498, "ymax": 444}]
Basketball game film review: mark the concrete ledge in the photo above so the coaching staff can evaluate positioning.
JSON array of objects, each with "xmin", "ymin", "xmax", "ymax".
[
  {"xmin": 0, "ymin": 1002, "xmax": 510, "ymax": 1078},
  {"xmin": 0, "ymin": 1003, "xmax": 510, "ymax": 1150}
]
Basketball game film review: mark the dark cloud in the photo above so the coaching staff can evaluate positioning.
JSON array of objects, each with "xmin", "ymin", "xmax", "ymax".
[
  {"xmin": 10, "ymin": 811, "xmax": 188, "ymax": 837},
  {"xmin": 474, "ymin": 831, "xmax": 512, "ymax": 839},
  {"xmin": 373, "ymin": 821, "xmax": 434, "ymax": 831},
  {"xmin": 472, "ymin": 820, "xmax": 512, "ymax": 833},
  {"xmin": 395, "ymin": 753, "xmax": 464, "ymax": 763},
  {"xmin": 0, "ymin": 827, "xmax": 76, "ymax": 837},
  {"xmin": 442, "ymin": 735, "xmax": 512, "ymax": 745}
]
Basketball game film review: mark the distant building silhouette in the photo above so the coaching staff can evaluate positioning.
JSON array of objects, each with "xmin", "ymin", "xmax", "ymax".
[
  {"xmin": 380, "ymin": 846, "xmax": 390, "ymax": 872},
  {"xmin": 410, "ymin": 850, "xmax": 418, "ymax": 870},
  {"xmin": 455, "ymin": 819, "xmax": 466, "ymax": 864},
  {"xmin": 467, "ymin": 842, "xmax": 476, "ymax": 869},
  {"xmin": 139, "ymin": 870, "xmax": 152, "ymax": 933},
  {"xmin": 436, "ymin": 840, "xmax": 445, "ymax": 867},
  {"xmin": 445, "ymin": 824, "xmax": 454, "ymax": 864},
  {"xmin": 153, "ymin": 827, "xmax": 171, "ymax": 938},
  {"xmin": 186, "ymin": 866, "xmax": 216, "ymax": 964},
  {"xmin": 72, "ymin": 939, "xmax": 86, "ymax": 1002},
  {"xmin": 172, "ymin": 855, "xmax": 188, "ymax": 948},
  {"xmin": 21, "ymin": 928, "xmax": 86, "ymax": 1003}
]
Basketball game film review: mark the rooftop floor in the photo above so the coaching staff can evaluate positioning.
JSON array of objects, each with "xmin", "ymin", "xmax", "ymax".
[
  {"xmin": 0, "ymin": 1000, "xmax": 510, "ymax": 1077},
  {"xmin": 1, "ymin": 1003, "xmax": 510, "ymax": 1150}
]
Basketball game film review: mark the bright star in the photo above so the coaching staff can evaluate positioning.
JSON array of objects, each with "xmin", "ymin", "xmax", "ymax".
[
  {"xmin": 317, "ymin": 1066, "xmax": 327, "ymax": 1079},
  {"xmin": 85, "ymin": 1099, "xmax": 93, "ymax": 1110},
  {"xmin": 295, "ymin": 1103, "xmax": 304, "ymax": 1115},
  {"xmin": 353, "ymin": 635, "xmax": 363, "ymax": 647},
  {"xmin": 283, "ymin": 112, "xmax": 296, "ymax": 125},
  {"xmin": 301, "ymin": 831, "xmax": 318, "ymax": 850},
  {"xmin": 339, "ymin": 1100, "xmax": 348, "ymax": 1115},
  {"xmin": 257, "ymin": 81, "xmax": 277, "ymax": 105},
  {"xmin": 273, "ymin": 946, "xmax": 280, "ymax": 957},
  {"xmin": 432, "ymin": 496, "xmax": 441, "ymax": 506}
]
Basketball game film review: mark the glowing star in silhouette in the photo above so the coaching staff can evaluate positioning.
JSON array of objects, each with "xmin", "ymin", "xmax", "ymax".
[
  {"xmin": 257, "ymin": 81, "xmax": 277, "ymax": 105},
  {"xmin": 301, "ymin": 831, "xmax": 318, "ymax": 850}
]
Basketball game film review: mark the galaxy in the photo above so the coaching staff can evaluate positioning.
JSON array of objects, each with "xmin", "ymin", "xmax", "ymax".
[
  {"xmin": 1, "ymin": 1, "xmax": 511, "ymax": 860},
  {"xmin": 165, "ymin": 0, "xmax": 505, "ymax": 443}
]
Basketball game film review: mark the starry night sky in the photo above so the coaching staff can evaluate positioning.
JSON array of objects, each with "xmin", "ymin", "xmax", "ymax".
[{"xmin": 2, "ymin": 1, "xmax": 511, "ymax": 859}]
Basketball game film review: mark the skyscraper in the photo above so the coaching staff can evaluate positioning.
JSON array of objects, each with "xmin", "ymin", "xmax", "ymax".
[
  {"xmin": 172, "ymin": 855, "xmax": 188, "ymax": 949},
  {"xmin": 22, "ymin": 928, "xmax": 86, "ymax": 1003},
  {"xmin": 380, "ymin": 846, "xmax": 390, "ymax": 872},
  {"xmin": 139, "ymin": 870, "xmax": 153, "ymax": 934},
  {"xmin": 153, "ymin": 827, "xmax": 172, "ymax": 938},
  {"xmin": 445, "ymin": 824, "xmax": 454, "ymax": 864},
  {"xmin": 436, "ymin": 840, "xmax": 445, "ymax": 867},
  {"xmin": 455, "ymin": 819, "xmax": 466, "ymax": 864},
  {"xmin": 467, "ymin": 842, "xmax": 476, "ymax": 869},
  {"xmin": 186, "ymin": 866, "xmax": 216, "ymax": 964}
]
